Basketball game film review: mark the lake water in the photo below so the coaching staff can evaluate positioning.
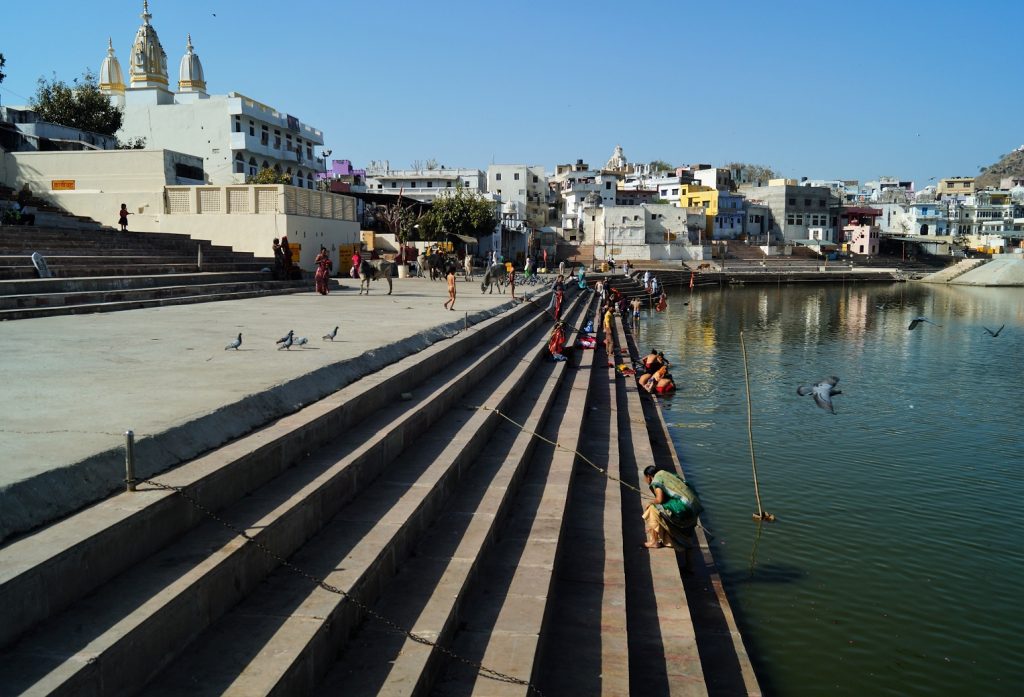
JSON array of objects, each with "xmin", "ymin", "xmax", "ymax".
[{"xmin": 639, "ymin": 281, "xmax": 1024, "ymax": 697}]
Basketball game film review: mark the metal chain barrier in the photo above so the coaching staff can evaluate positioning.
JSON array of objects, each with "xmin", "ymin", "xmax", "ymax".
[{"xmin": 139, "ymin": 477, "xmax": 544, "ymax": 696}]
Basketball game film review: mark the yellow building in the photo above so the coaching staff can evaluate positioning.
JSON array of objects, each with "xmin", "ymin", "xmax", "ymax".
[
  {"xmin": 680, "ymin": 183, "xmax": 717, "ymax": 232},
  {"xmin": 937, "ymin": 177, "xmax": 974, "ymax": 199}
]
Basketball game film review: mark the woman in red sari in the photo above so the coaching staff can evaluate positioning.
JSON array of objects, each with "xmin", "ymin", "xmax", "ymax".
[{"xmin": 314, "ymin": 246, "xmax": 332, "ymax": 295}]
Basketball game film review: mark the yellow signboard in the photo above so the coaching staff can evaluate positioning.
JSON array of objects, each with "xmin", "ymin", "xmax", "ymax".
[{"xmin": 51, "ymin": 180, "xmax": 76, "ymax": 191}]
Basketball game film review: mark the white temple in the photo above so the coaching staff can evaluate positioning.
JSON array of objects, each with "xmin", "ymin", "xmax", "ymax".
[{"xmin": 100, "ymin": 1, "xmax": 324, "ymax": 186}]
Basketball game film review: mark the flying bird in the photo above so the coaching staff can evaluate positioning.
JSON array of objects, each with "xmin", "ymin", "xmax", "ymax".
[
  {"xmin": 276, "ymin": 330, "xmax": 294, "ymax": 350},
  {"xmin": 908, "ymin": 317, "xmax": 941, "ymax": 330},
  {"xmin": 796, "ymin": 376, "xmax": 842, "ymax": 414},
  {"xmin": 295, "ymin": 336, "xmax": 309, "ymax": 347},
  {"xmin": 224, "ymin": 332, "xmax": 242, "ymax": 350},
  {"xmin": 323, "ymin": 326, "xmax": 338, "ymax": 341},
  {"xmin": 983, "ymin": 324, "xmax": 1005, "ymax": 337}
]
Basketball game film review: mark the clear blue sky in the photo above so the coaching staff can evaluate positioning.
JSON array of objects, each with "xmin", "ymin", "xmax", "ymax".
[{"xmin": 2, "ymin": 0, "xmax": 1021, "ymax": 187}]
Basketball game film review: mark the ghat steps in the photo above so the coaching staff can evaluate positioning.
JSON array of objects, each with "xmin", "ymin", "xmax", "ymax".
[{"xmin": 0, "ymin": 285, "xmax": 757, "ymax": 696}]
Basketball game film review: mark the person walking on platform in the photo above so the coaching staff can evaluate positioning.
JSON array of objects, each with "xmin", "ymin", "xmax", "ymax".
[
  {"xmin": 444, "ymin": 267, "xmax": 457, "ymax": 311},
  {"xmin": 314, "ymin": 246, "xmax": 332, "ymax": 295}
]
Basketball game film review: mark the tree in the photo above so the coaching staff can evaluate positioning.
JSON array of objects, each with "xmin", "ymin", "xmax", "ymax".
[
  {"xmin": 118, "ymin": 136, "xmax": 147, "ymax": 150},
  {"xmin": 424, "ymin": 158, "xmax": 439, "ymax": 170},
  {"xmin": 0, "ymin": 54, "xmax": 6, "ymax": 85},
  {"xmin": 417, "ymin": 186, "xmax": 496, "ymax": 242},
  {"xmin": 246, "ymin": 167, "xmax": 292, "ymax": 185},
  {"xmin": 648, "ymin": 159, "xmax": 673, "ymax": 172},
  {"xmin": 374, "ymin": 201, "xmax": 423, "ymax": 263},
  {"xmin": 726, "ymin": 162, "xmax": 779, "ymax": 186},
  {"xmin": 31, "ymin": 69, "xmax": 123, "ymax": 136}
]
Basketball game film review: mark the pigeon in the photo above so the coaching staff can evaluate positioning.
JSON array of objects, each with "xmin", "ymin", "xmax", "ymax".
[
  {"xmin": 908, "ymin": 317, "xmax": 941, "ymax": 330},
  {"xmin": 322, "ymin": 326, "xmax": 338, "ymax": 341},
  {"xmin": 295, "ymin": 336, "xmax": 309, "ymax": 347},
  {"xmin": 796, "ymin": 376, "xmax": 841, "ymax": 414},
  {"xmin": 983, "ymin": 324, "xmax": 1005, "ymax": 337},
  {"xmin": 224, "ymin": 333, "xmax": 242, "ymax": 350},
  {"xmin": 276, "ymin": 330, "xmax": 294, "ymax": 350}
]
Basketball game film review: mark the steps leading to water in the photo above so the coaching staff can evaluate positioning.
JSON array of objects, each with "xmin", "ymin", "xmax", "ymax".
[{"xmin": 0, "ymin": 283, "xmax": 759, "ymax": 696}]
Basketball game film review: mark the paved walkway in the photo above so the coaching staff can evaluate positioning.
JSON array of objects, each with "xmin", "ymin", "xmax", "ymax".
[{"xmin": 0, "ymin": 275, "xmax": 548, "ymax": 540}]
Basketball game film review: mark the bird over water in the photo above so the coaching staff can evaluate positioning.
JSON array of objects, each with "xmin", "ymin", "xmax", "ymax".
[{"xmin": 797, "ymin": 376, "xmax": 842, "ymax": 414}]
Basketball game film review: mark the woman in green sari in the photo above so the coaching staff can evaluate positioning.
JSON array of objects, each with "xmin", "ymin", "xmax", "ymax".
[{"xmin": 642, "ymin": 465, "xmax": 702, "ymax": 548}]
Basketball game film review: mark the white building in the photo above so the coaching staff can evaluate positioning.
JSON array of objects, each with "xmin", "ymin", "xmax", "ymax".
[
  {"xmin": 363, "ymin": 162, "xmax": 485, "ymax": 203},
  {"xmin": 487, "ymin": 164, "xmax": 549, "ymax": 230},
  {"xmin": 100, "ymin": 2, "xmax": 324, "ymax": 187},
  {"xmin": 551, "ymin": 159, "xmax": 617, "ymax": 231},
  {"xmin": 580, "ymin": 203, "xmax": 704, "ymax": 261}
]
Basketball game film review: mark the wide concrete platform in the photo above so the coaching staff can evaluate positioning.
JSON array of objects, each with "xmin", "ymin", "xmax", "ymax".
[{"xmin": 0, "ymin": 274, "xmax": 542, "ymax": 542}]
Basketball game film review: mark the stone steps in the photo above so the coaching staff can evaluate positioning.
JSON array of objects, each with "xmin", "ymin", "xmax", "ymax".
[
  {"xmin": 313, "ymin": 296, "xmax": 599, "ymax": 697},
  {"xmin": 0, "ymin": 278, "xmax": 311, "ymax": 312},
  {"xmin": 0, "ymin": 288, "xmax": 568, "ymax": 696},
  {"xmin": 141, "ymin": 291, "xmax": 594, "ymax": 697}
]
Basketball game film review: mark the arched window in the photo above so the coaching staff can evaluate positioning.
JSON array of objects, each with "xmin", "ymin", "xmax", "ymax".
[
  {"xmin": 306, "ymin": 172, "xmax": 314, "ymax": 190},
  {"xmin": 234, "ymin": 152, "xmax": 244, "ymax": 174},
  {"xmin": 274, "ymin": 164, "xmax": 282, "ymax": 174},
  {"xmin": 262, "ymin": 160, "xmax": 270, "ymax": 169}
]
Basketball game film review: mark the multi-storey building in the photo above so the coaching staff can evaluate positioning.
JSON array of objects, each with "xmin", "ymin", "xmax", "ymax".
[
  {"xmin": 487, "ymin": 164, "xmax": 549, "ymax": 231},
  {"xmin": 580, "ymin": 203, "xmax": 704, "ymax": 260},
  {"xmin": 738, "ymin": 179, "xmax": 837, "ymax": 244},
  {"xmin": 364, "ymin": 163, "xmax": 485, "ymax": 202},
  {"xmin": 101, "ymin": 3, "xmax": 324, "ymax": 187},
  {"xmin": 936, "ymin": 176, "xmax": 975, "ymax": 200}
]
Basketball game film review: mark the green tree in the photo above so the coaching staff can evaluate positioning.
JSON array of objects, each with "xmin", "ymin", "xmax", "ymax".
[
  {"xmin": 0, "ymin": 54, "xmax": 7, "ymax": 85},
  {"xmin": 725, "ymin": 162, "xmax": 778, "ymax": 186},
  {"xmin": 648, "ymin": 159, "xmax": 673, "ymax": 172},
  {"xmin": 417, "ymin": 186, "xmax": 497, "ymax": 242},
  {"xmin": 246, "ymin": 167, "xmax": 292, "ymax": 185},
  {"xmin": 31, "ymin": 69, "xmax": 123, "ymax": 136}
]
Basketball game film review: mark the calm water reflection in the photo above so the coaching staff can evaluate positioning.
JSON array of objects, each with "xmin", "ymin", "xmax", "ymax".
[{"xmin": 640, "ymin": 281, "xmax": 1024, "ymax": 697}]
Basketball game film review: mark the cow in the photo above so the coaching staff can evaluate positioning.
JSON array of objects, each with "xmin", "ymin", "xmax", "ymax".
[
  {"xmin": 420, "ymin": 252, "xmax": 448, "ymax": 280},
  {"xmin": 480, "ymin": 264, "xmax": 508, "ymax": 294},
  {"xmin": 359, "ymin": 259, "xmax": 395, "ymax": 295}
]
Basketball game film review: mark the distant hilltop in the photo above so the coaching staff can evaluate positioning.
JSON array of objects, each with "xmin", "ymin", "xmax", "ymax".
[{"xmin": 975, "ymin": 146, "xmax": 1024, "ymax": 189}]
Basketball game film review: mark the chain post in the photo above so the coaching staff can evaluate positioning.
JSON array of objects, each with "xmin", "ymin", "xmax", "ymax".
[{"xmin": 125, "ymin": 430, "xmax": 136, "ymax": 492}]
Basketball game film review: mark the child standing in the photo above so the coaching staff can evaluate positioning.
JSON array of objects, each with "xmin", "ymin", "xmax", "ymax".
[{"xmin": 118, "ymin": 203, "xmax": 131, "ymax": 231}]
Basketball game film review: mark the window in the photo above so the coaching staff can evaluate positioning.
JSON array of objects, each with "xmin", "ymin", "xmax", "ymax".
[
  {"xmin": 605, "ymin": 181, "xmax": 611, "ymax": 190},
  {"xmin": 514, "ymin": 172, "xmax": 520, "ymax": 181},
  {"xmin": 410, "ymin": 181, "xmax": 416, "ymax": 188},
  {"xmin": 804, "ymin": 199, "xmax": 811, "ymax": 206},
  {"xmin": 261, "ymin": 126, "xmax": 269, "ymax": 146},
  {"xmin": 533, "ymin": 175, "xmax": 538, "ymax": 183},
  {"xmin": 788, "ymin": 198, "xmax": 796, "ymax": 205},
  {"xmin": 495, "ymin": 173, "xmax": 502, "ymax": 181},
  {"xmin": 234, "ymin": 116, "xmax": 242, "ymax": 133},
  {"xmin": 446, "ymin": 181, "xmax": 452, "ymax": 187},
  {"xmin": 249, "ymin": 120, "xmax": 255, "ymax": 136},
  {"xmin": 787, "ymin": 214, "xmax": 795, "ymax": 225},
  {"xmin": 819, "ymin": 199, "xmax": 826, "ymax": 208},
  {"xmin": 671, "ymin": 188, "xmax": 679, "ymax": 195}
]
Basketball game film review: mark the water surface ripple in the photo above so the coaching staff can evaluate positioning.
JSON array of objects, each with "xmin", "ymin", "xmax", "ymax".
[{"xmin": 644, "ymin": 281, "xmax": 1024, "ymax": 696}]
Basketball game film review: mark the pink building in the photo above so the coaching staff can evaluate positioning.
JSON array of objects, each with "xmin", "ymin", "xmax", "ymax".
[{"xmin": 841, "ymin": 207, "xmax": 881, "ymax": 256}]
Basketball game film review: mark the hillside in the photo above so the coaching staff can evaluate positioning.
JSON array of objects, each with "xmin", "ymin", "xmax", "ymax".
[{"xmin": 975, "ymin": 147, "xmax": 1024, "ymax": 189}]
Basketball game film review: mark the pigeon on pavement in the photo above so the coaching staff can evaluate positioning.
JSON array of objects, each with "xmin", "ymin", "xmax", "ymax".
[
  {"xmin": 983, "ymin": 324, "xmax": 1005, "ymax": 337},
  {"xmin": 224, "ymin": 333, "xmax": 242, "ymax": 350},
  {"xmin": 323, "ymin": 326, "xmax": 339, "ymax": 341},
  {"xmin": 908, "ymin": 317, "xmax": 941, "ymax": 330},
  {"xmin": 276, "ymin": 330, "xmax": 294, "ymax": 350},
  {"xmin": 796, "ymin": 376, "xmax": 842, "ymax": 414},
  {"xmin": 295, "ymin": 336, "xmax": 309, "ymax": 347}
]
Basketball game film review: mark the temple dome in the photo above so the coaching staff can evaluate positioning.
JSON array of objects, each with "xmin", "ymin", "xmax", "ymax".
[
  {"xmin": 178, "ymin": 34, "xmax": 207, "ymax": 93},
  {"xmin": 99, "ymin": 38, "xmax": 125, "ymax": 95},
  {"xmin": 129, "ymin": 1, "xmax": 169, "ymax": 88}
]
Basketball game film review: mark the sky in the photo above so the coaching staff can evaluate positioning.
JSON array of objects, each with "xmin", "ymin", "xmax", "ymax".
[{"xmin": 2, "ymin": 0, "xmax": 1022, "ymax": 188}]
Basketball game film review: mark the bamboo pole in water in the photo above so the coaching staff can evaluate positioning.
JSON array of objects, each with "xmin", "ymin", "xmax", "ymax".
[{"xmin": 739, "ymin": 331, "xmax": 775, "ymax": 522}]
